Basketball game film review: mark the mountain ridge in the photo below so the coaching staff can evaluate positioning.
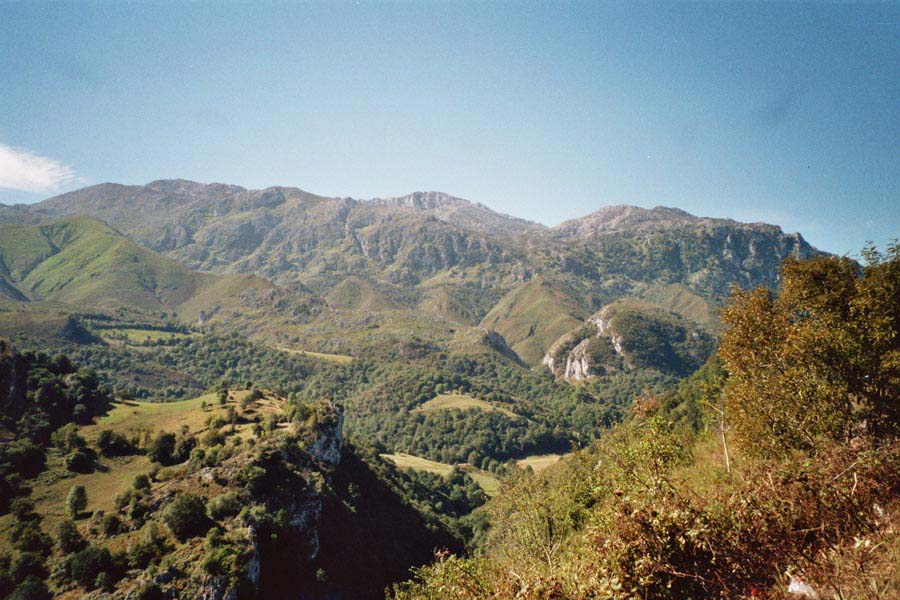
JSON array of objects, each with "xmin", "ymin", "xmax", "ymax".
[
  {"xmin": 1, "ymin": 179, "xmax": 813, "ymax": 242},
  {"xmin": 0, "ymin": 179, "xmax": 825, "ymax": 363}
]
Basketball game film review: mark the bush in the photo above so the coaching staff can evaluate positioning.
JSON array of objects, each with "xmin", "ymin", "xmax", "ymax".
[
  {"xmin": 13, "ymin": 525, "xmax": 51, "ymax": 556},
  {"xmin": 162, "ymin": 494, "xmax": 210, "ymax": 541},
  {"xmin": 207, "ymin": 492, "xmax": 243, "ymax": 521},
  {"xmin": 127, "ymin": 539, "xmax": 163, "ymax": 570},
  {"xmin": 64, "ymin": 449, "xmax": 94, "ymax": 473},
  {"xmin": 66, "ymin": 485, "xmax": 88, "ymax": 519},
  {"xmin": 2, "ymin": 441, "xmax": 46, "ymax": 479},
  {"xmin": 69, "ymin": 545, "xmax": 111, "ymax": 588},
  {"xmin": 10, "ymin": 553, "xmax": 45, "ymax": 584},
  {"xmin": 135, "ymin": 582, "xmax": 165, "ymax": 600},
  {"xmin": 101, "ymin": 514, "xmax": 121, "ymax": 536},
  {"xmin": 133, "ymin": 473, "xmax": 151, "ymax": 491},
  {"xmin": 9, "ymin": 578, "xmax": 50, "ymax": 600},
  {"xmin": 51, "ymin": 424, "xmax": 85, "ymax": 453},
  {"xmin": 128, "ymin": 496, "xmax": 149, "ymax": 525},
  {"xmin": 147, "ymin": 433, "xmax": 176, "ymax": 465},
  {"xmin": 56, "ymin": 520, "xmax": 84, "ymax": 554},
  {"xmin": 9, "ymin": 499, "xmax": 37, "ymax": 522},
  {"xmin": 97, "ymin": 430, "xmax": 133, "ymax": 456}
]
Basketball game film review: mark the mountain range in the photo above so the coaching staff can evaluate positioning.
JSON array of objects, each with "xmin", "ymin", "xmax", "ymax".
[{"xmin": 0, "ymin": 179, "xmax": 822, "ymax": 367}]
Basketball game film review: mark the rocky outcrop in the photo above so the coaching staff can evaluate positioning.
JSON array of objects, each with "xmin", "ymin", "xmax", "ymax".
[
  {"xmin": 306, "ymin": 401, "xmax": 344, "ymax": 468},
  {"xmin": 544, "ymin": 299, "xmax": 716, "ymax": 381}
]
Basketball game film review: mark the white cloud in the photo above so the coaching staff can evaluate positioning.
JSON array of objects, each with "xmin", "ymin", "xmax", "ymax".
[{"xmin": 0, "ymin": 143, "xmax": 80, "ymax": 194}]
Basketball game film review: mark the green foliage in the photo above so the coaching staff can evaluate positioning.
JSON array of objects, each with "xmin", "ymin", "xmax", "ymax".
[
  {"xmin": 162, "ymin": 493, "xmax": 210, "ymax": 541},
  {"xmin": 134, "ymin": 582, "xmax": 165, "ymax": 600},
  {"xmin": 133, "ymin": 473, "xmax": 151, "ymax": 491},
  {"xmin": 64, "ymin": 448, "xmax": 95, "ymax": 473},
  {"xmin": 101, "ymin": 513, "xmax": 121, "ymax": 536},
  {"xmin": 50, "ymin": 423, "xmax": 85, "ymax": 453},
  {"xmin": 207, "ymin": 491, "xmax": 244, "ymax": 521},
  {"xmin": 8, "ymin": 578, "xmax": 50, "ymax": 600},
  {"xmin": 56, "ymin": 520, "xmax": 84, "ymax": 554},
  {"xmin": 66, "ymin": 485, "xmax": 87, "ymax": 519},
  {"xmin": 13, "ymin": 524, "xmax": 52, "ymax": 556},
  {"xmin": 69, "ymin": 545, "xmax": 115, "ymax": 589},
  {"xmin": 720, "ymin": 247, "xmax": 900, "ymax": 457},
  {"xmin": 9, "ymin": 553, "xmax": 45, "ymax": 584},
  {"xmin": 97, "ymin": 429, "xmax": 134, "ymax": 456}
]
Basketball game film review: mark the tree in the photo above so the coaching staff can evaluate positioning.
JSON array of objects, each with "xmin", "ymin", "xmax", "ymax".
[
  {"xmin": 132, "ymin": 474, "xmax": 151, "ymax": 491},
  {"xmin": 147, "ymin": 433, "xmax": 176, "ymax": 465},
  {"xmin": 162, "ymin": 494, "xmax": 210, "ymax": 540},
  {"xmin": 719, "ymin": 248, "xmax": 900, "ymax": 457},
  {"xmin": 69, "ymin": 545, "xmax": 112, "ymax": 588},
  {"xmin": 66, "ymin": 485, "xmax": 87, "ymax": 519},
  {"xmin": 9, "ymin": 578, "xmax": 50, "ymax": 600},
  {"xmin": 97, "ymin": 430, "xmax": 132, "ymax": 456},
  {"xmin": 56, "ymin": 520, "xmax": 84, "ymax": 554}
]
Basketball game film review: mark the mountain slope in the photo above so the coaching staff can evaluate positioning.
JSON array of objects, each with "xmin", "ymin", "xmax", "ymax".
[
  {"xmin": 0, "ymin": 180, "xmax": 825, "ymax": 363},
  {"xmin": 371, "ymin": 191, "xmax": 543, "ymax": 236},
  {"xmin": 0, "ymin": 216, "xmax": 320, "ymax": 336},
  {"xmin": 479, "ymin": 276, "xmax": 591, "ymax": 365},
  {"xmin": 543, "ymin": 297, "xmax": 716, "ymax": 380}
]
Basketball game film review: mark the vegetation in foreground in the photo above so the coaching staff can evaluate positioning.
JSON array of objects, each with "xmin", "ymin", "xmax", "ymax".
[{"xmin": 394, "ymin": 245, "xmax": 900, "ymax": 599}]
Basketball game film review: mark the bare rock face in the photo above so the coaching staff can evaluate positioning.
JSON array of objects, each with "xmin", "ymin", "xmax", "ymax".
[
  {"xmin": 562, "ymin": 338, "xmax": 599, "ymax": 381},
  {"xmin": 544, "ymin": 299, "xmax": 716, "ymax": 381},
  {"xmin": 307, "ymin": 401, "xmax": 344, "ymax": 468}
]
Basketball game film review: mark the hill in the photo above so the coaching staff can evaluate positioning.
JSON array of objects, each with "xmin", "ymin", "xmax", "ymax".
[
  {"xmin": 0, "ymin": 180, "xmax": 824, "ymax": 365},
  {"xmin": 543, "ymin": 298, "xmax": 716, "ymax": 380},
  {"xmin": 478, "ymin": 276, "xmax": 590, "ymax": 365},
  {"xmin": 0, "ymin": 216, "xmax": 321, "ymax": 340}
]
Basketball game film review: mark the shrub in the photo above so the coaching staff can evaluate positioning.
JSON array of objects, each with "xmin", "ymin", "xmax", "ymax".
[
  {"xmin": 207, "ymin": 492, "xmax": 243, "ymax": 521},
  {"xmin": 128, "ymin": 497, "xmax": 149, "ymax": 525},
  {"xmin": 147, "ymin": 433, "xmax": 176, "ymax": 465},
  {"xmin": 56, "ymin": 520, "xmax": 84, "ymax": 554},
  {"xmin": 162, "ymin": 494, "xmax": 210, "ymax": 541},
  {"xmin": 135, "ymin": 582, "xmax": 165, "ymax": 600},
  {"xmin": 133, "ymin": 473, "xmax": 151, "ymax": 491},
  {"xmin": 13, "ymin": 525, "xmax": 51, "ymax": 556},
  {"xmin": 51, "ymin": 424, "xmax": 85, "ymax": 453},
  {"xmin": 10, "ymin": 553, "xmax": 45, "ymax": 584},
  {"xmin": 9, "ymin": 499, "xmax": 36, "ymax": 522},
  {"xmin": 8, "ymin": 578, "xmax": 50, "ymax": 600},
  {"xmin": 101, "ymin": 514, "xmax": 121, "ymax": 536},
  {"xmin": 97, "ymin": 430, "xmax": 133, "ymax": 456},
  {"xmin": 66, "ymin": 485, "xmax": 88, "ymax": 519},
  {"xmin": 2, "ymin": 440, "xmax": 45, "ymax": 479},
  {"xmin": 127, "ymin": 539, "xmax": 163, "ymax": 570},
  {"xmin": 202, "ymin": 546, "xmax": 234, "ymax": 577},
  {"xmin": 64, "ymin": 449, "xmax": 94, "ymax": 473},
  {"xmin": 69, "ymin": 545, "xmax": 111, "ymax": 588}
]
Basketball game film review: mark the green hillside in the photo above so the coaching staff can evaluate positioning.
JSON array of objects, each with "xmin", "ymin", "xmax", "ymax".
[
  {"xmin": 479, "ymin": 276, "xmax": 590, "ymax": 365},
  {"xmin": 325, "ymin": 276, "xmax": 400, "ymax": 311},
  {"xmin": 0, "ymin": 217, "xmax": 320, "ymax": 340}
]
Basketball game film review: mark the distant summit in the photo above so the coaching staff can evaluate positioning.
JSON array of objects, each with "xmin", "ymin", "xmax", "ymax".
[
  {"xmin": 369, "ymin": 190, "xmax": 543, "ymax": 236},
  {"xmin": 0, "ymin": 178, "xmax": 824, "ymax": 362}
]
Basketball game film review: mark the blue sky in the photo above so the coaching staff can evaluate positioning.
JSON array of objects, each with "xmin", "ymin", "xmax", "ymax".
[{"xmin": 1, "ymin": 1, "xmax": 898, "ymax": 255}]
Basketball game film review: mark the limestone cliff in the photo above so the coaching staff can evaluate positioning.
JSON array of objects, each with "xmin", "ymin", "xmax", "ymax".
[{"xmin": 543, "ymin": 299, "xmax": 715, "ymax": 381}]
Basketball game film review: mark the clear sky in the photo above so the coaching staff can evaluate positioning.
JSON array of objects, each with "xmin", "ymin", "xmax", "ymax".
[{"xmin": 1, "ymin": 1, "xmax": 898, "ymax": 255}]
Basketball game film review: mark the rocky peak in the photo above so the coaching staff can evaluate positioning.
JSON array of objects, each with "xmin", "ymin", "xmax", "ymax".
[
  {"xmin": 145, "ymin": 179, "xmax": 247, "ymax": 198},
  {"xmin": 369, "ymin": 191, "xmax": 543, "ymax": 236},
  {"xmin": 552, "ymin": 205, "xmax": 704, "ymax": 238}
]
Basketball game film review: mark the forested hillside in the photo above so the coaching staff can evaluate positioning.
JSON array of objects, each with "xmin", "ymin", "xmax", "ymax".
[
  {"xmin": 3, "ymin": 180, "xmax": 882, "ymax": 600},
  {"xmin": 394, "ymin": 245, "xmax": 900, "ymax": 599},
  {"xmin": 0, "ymin": 180, "xmax": 821, "ymax": 362}
]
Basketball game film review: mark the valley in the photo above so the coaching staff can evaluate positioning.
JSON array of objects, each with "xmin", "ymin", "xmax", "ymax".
[{"xmin": 0, "ymin": 180, "xmax": 896, "ymax": 600}]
